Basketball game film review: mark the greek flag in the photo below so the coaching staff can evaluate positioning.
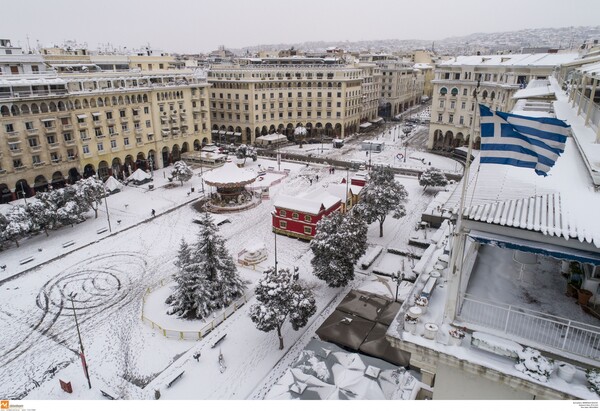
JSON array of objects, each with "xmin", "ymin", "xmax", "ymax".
[{"xmin": 479, "ymin": 104, "xmax": 570, "ymax": 176}]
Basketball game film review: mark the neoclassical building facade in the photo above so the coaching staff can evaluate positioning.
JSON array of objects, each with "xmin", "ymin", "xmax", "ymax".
[
  {"xmin": 206, "ymin": 62, "xmax": 364, "ymax": 144},
  {"xmin": 427, "ymin": 53, "xmax": 579, "ymax": 151},
  {"xmin": 0, "ymin": 67, "xmax": 210, "ymax": 202}
]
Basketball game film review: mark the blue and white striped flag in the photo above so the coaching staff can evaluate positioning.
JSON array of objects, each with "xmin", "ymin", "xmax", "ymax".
[{"xmin": 479, "ymin": 104, "xmax": 570, "ymax": 176}]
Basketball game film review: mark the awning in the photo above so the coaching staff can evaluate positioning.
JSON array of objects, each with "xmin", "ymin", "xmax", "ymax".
[
  {"xmin": 211, "ymin": 130, "xmax": 219, "ymax": 134},
  {"xmin": 226, "ymin": 131, "xmax": 234, "ymax": 135},
  {"xmin": 77, "ymin": 114, "xmax": 88, "ymax": 119},
  {"xmin": 219, "ymin": 130, "xmax": 226, "ymax": 135},
  {"xmin": 234, "ymin": 132, "xmax": 242, "ymax": 136},
  {"xmin": 371, "ymin": 117, "xmax": 383, "ymax": 123},
  {"xmin": 468, "ymin": 230, "xmax": 600, "ymax": 265},
  {"xmin": 359, "ymin": 122, "xmax": 372, "ymax": 129},
  {"xmin": 92, "ymin": 112, "xmax": 101, "ymax": 116},
  {"xmin": 41, "ymin": 118, "xmax": 54, "ymax": 122}
]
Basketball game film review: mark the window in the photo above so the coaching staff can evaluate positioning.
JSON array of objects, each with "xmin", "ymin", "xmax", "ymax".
[
  {"xmin": 92, "ymin": 114, "xmax": 100, "ymax": 122},
  {"xmin": 28, "ymin": 137, "xmax": 38, "ymax": 147},
  {"xmin": 95, "ymin": 127, "xmax": 103, "ymax": 137},
  {"xmin": 438, "ymin": 114, "xmax": 443, "ymax": 122},
  {"xmin": 304, "ymin": 215, "xmax": 311, "ymax": 222},
  {"xmin": 459, "ymin": 116, "xmax": 464, "ymax": 125},
  {"xmin": 461, "ymin": 102, "xmax": 466, "ymax": 110},
  {"xmin": 5, "ymin": 124, "xmax": 14, "ymax": 133},
  {"xmin": 439, "ymin": 100, "xmax": 444, "ymax": 108},
  {"xmin": 63, "ymin": 132, "xmax": 72, "ymax": 141},
  {"xmin": 97, "ymin": 142, "xmax": 104, "ymax": 151},
  {"xmin": 146, "ymin": 120, "xmax": 151, "ymax": 128},
  {"xmin": 109, "ymin": 126, "xmax": 116, "ymax": 135},
  {"xmin": 106, "ymin": 111, "xmax": 113, "ymax": 120},
  {"xmin": 47, "ymin": 135, "xmax": 56, "ymax": 144},
  {"xmin": 25, "ymin": 121, "xmax": 34, "ymax": 130},
  {"xmin": 304, "ymin": 226, "xmax": 312, "ymax": 235},
  {"xmin": 13, "ymin": 159, "xmax": 23, "ymax": 168},
  {"xmin": 463, "ymin": 88, "xmax": 468, "ymax": 96},
  {"xmin": 82, "ymin": 145, "xmax": 90, "ymax": 154},
  {"xmin": 292, "ymin": 212, "xmax": 299, "ymax": 219},
  {"xmin": 144, "ymin": 106, "xmax": 149, "ymax": 114},
  {"xmin": 80, "ymin": 130, "xmax": 88, "ymax": 139},
  {"xmin": 450, "ymin": 101, "xmax": 455, "ymax": 109},
  {"xmin": 122, "ymin": 123, "xmax": 129, "ymax": 131},
  {"xmin": 449, "ymin": 114, "xmax": 454, "ymax": 123},
  {"xmin": 440, "ymin": 87, "xmax": 447, "ymax": 96},
  {"xmin": 120, "ymin": 109, "xmax": 126, "ymax": 118},
  {"xmin": 279, "ymin": 210, "xmax": 286, "ymax": 217},
  {"xmin": 32, "ymin": 155, "xmax": 41, "ymax": 165},
  {"xmin": 110, "ymin": 140, "xmax": 117, "ymax": 149},
  {"xmin": 279, "ymin": 221, "xmax": 287, "ymax": 229},
  {"xmin": 124, "ymin": 137, "xmax": 130, "ymax": 146},
  {"xmin": 78, "ymin": 116, "xmax": 86, "ymax": 124}
]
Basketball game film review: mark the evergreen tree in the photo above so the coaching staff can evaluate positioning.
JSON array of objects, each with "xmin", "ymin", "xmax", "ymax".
[
  {"xmin": 75, "ymin": 177, "xmax": 104, "ymax": 218},
  {"xmin": 354, "ymin": 166, "xmax": 408, "ymax": 237},
  {"xmin": 249, "ymin": 266, "xmax": 316, "ymax": 350},
  {"xmin": 419, "ymin": 167, "xmax": 448, "ymax": 192},
  {"xmin": 0, "ymin": 212, "xmax": 9, "ymax": 249},
  {"xmin": 310, "ymin": 212, "xmax": 367, "ymax": 287},
  {"xmin": 166, "ymin": 239, "xmax": 212, "ymax": 319},
  {"xmin": 166, "ymin": 213, "xmax": 245, "ymax": 319},
  {"xmin": 235, "ymin": 144, "xmax": 257, "ymax": 165},
  {"xmin": 171, "ymin": 161, "xmax": 193, "ymax": 186},
  {"xmin": 294, "ymin": 126, "xmax": 307, "ymax": 147}
]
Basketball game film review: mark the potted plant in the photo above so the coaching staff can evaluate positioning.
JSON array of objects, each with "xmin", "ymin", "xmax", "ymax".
[
  {"xmin": 423, "ymin": 323, "xmax": 438, "ymax": 340},
  {"xmin": 587, "ymin": 369, "xmax": 600, "ymax": 394},
  {"xmin": 415, "ymin": 296, "xmax": 429, "ymax": 314},
  {"xmin": 557, "ymin": 362, "xmax": 577, "ymax": 383},
  {"xmin": 448, "ymin": 327, "xmax": 466, "ymax": 346},
  {"xmin": 515, "ymin": 347, "xmax": 554, "ymax": 382},
  {"xmin": 404, "ymin": 314, "xmax": 418, "ymax": 334},
  {"xmin": 567, "ymin": 262, "xmax": 583, "ymax": 298}
]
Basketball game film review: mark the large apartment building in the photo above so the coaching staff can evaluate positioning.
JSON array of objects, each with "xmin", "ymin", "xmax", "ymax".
[
  {"xmin": 427, "ymin": 53, "xmax": 579, "ymax": 151},
  {"xmin": 207, "ymin": 60, "xmax": 364, "ymax": 144},
  {"xmin": 0, "ymin": 40, "xmax": 211, "ymax": 203}
]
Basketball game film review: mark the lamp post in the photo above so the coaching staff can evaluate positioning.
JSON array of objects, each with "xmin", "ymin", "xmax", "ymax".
[
  {"xmin": 20, "ymin": 182, "xmax": 28, "ymax": 206},
  {"xmin": 68, "ymin": 292, "xmax": 92, "ymax": 389},
  {"xmin": 274, "ymin": 229, "xmax": 278, "ymax": 273},
  {"xmin": 392, "ymin": 271, "xmax": 403, "ymax": 302},
  {"xmin": 345, "ymin": 167, "xmax": 350, "ymax": 212}
]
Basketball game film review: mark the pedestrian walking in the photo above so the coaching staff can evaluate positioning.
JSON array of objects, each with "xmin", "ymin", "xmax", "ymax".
[
  {"xmin": 151, "ymin": 209, "xmax": 156, "ymax": 217},
  {"xmin": 316, "ymin": 175, "xmax": 319, "ymax": 182},
  {"xmin": 193, "ymin": 352, "xmax": 201, "ymax": 362}
]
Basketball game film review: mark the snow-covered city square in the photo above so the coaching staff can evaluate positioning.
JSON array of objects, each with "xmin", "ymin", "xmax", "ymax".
[{"xmin": 1, "ymin": 1, "xmax": 600, "ymax": 408}]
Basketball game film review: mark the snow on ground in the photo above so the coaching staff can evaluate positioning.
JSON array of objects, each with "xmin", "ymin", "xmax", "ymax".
[{"xmin": 1, "ymin": 128, "xmax": 447, "ymax": 400}]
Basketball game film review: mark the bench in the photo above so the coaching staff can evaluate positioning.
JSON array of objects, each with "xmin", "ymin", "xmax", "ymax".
[
  {"xmin": 210, "ymin": 333, "xmax": 227, "ymax": 348},
  {"xmin": 421, "ymin": 277, "xmax": 437, "ymax": 299},
  {"xmin": 96, "ymin": 227, "xmax": 108, "ymax": 235},
  {"xmin": 100, "ymin": 389, "xmax": 118, "ymax": 400},
  {"xmin": 62, "ymin": 240, "xmax": 75, "ymax": 248},
  {"xmin": 19, "ymin": 256, "xmax": 34, "ymax": 265},
  {"xmin": 166, "ymin": 371, "xmax": 184, "ymax": 388}
]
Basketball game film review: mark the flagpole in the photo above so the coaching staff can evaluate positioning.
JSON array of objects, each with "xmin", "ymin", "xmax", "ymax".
[{"xmin": 444, "ymin": 84, "xmax": 479, "ymax": 323}]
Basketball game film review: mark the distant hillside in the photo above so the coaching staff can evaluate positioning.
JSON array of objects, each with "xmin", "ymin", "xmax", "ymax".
[{"xmin": 229, "ymin": 25, "xmax": 600, "ymax": 56}]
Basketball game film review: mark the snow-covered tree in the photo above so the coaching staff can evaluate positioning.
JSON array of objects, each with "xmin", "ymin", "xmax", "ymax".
[
  {"xmin": 171, "ymin": 161, "xmax": 193, "ymax": 186},
  {"xmin": 235, "ymin": 144, "xmax": 257, "ymax": 165},
  {"xmin": 75, "ymin": 177, "xmax": 104, "ymax": 218},
  {"xmin": 27, "ymin": 201, "xmax": 56, "ymax": 236},
  {"xmin": 166, "ymin": 213, "xmax": 245, "ymax": 319},
  {"xmin": 4, "ymin": 205, "xmax": 32, "ymax": 247},
  {"xmin": 354, "ymin": 165, "xmax": 408, "ymax": 237},
  {"xmin": 249, "ymin": 266, "xmax": 316, "ymax": 350},
  {"xmin": 0, "ymin": 212, "xmax": 9, "ymax": 249},
  {"xmin": 310, "ymin": 212, "xmax": 368, "ymax": 287},
  {"xmin": 419, "ymin": 167, "xmax": 448, "ymax": 192},
  {"xmin": 294, "ymin": 126, "xmax": 307, "ymax": 147}
]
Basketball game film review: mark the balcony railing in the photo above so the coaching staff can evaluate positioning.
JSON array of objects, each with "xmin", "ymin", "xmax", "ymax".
[{"xmin": 458, "ymin": 293, "xmax": 600, "ymax": 363}]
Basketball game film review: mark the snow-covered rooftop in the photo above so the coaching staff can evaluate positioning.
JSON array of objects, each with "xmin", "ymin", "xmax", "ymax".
[
  {"xmin": 438, "ymin": 53, "xmax": 579, "ymax": 67},
  {"xmin": 203, "ymin": 161, "xmax": 257, "ymax": 186}
]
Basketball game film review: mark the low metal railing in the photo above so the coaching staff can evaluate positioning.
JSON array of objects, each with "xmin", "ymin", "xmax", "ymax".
[{"xmin": 458, "ymin": 293, "xmax": 600, "ymax": 361}]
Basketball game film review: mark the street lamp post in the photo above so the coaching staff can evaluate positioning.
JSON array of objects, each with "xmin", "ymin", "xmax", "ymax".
[
  {"xmin": 20, "ymin": 182, "xmax": 28, "ymax": 206},
  {"xmin": 68, "ymin": 292, "xmax": 92, "ymax": 389},
  {"xmin": 392, "ymin": 271, "xmax": 403, "ymax": 302}
]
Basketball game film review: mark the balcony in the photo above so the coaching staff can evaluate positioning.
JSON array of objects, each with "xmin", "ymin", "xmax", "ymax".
[
  {"xmin": 135, "ymin": 128, "xmax": 142, "ymax": 135},
  {"xmin": 81, "ymin": 136, "xmax": 91, "ymax": 142},
  {"xmin": 26, "ymin": 128, "xmax": 38, "ymax": 135},
  {"xmin": 48, "ymin": 142, "xmax": 60, "ymax": 149},
  {"xmin": 44, "ymin": 125, "xmax": 56, "ymax": 132},
  {"xmin": 29, "ymin": 145, "xmax": 42, "ymax": 153},
  {"xmin": 51, "ymin": 158, "xmax": 61, "ymax": 164},
  {"xmin": 9, "ymin": 148, "xmax": 23, "ymax": 156},
  {"xmin": 64, "ymin": 139, "xmax": 76, "ymax": 146},
  {"xmin": 133, "ymin": 115, "xmax": 140, "ymax": 121},
  {"xmin": 96, "ymin": 134, "xmax": 105, "ymax": 139},
  {"xmin": 15, "ymin": 165, "xmax": 27, "ymax": 172},
  {"xmin": 78, "ymin": 122, "xmax": 88, "ymax": 129},
  {"xmin": 107, "ymin": 118, "xmax": 116, "ymax": 126},
  {"xmin": 62, "ymin": 124, "xmax": 73, "ymax": 131},
  {"xmin": 93, "ymin": 121, "xmax": 102, "ymax": 127},
  {"xmin": 67, "ymin": 156, "xmax": 77, "ymax": 162},
  {"xmin": 7, "ymin": 132, "xmax": 21, "ymax": 142},
  {"xmin": 33, "ymin": 161, "xmax": 46, "ymax": 168}
]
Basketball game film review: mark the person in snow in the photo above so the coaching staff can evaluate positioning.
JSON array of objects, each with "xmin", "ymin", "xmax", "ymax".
[{"xmin": 151, "ymin": 209, "xmax": 156, "ymax": 217}]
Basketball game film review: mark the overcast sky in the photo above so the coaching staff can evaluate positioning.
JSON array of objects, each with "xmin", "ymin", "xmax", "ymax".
[{"xmin": 3, "ymin": 0, "xmax": 599, "ymax": 53}]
